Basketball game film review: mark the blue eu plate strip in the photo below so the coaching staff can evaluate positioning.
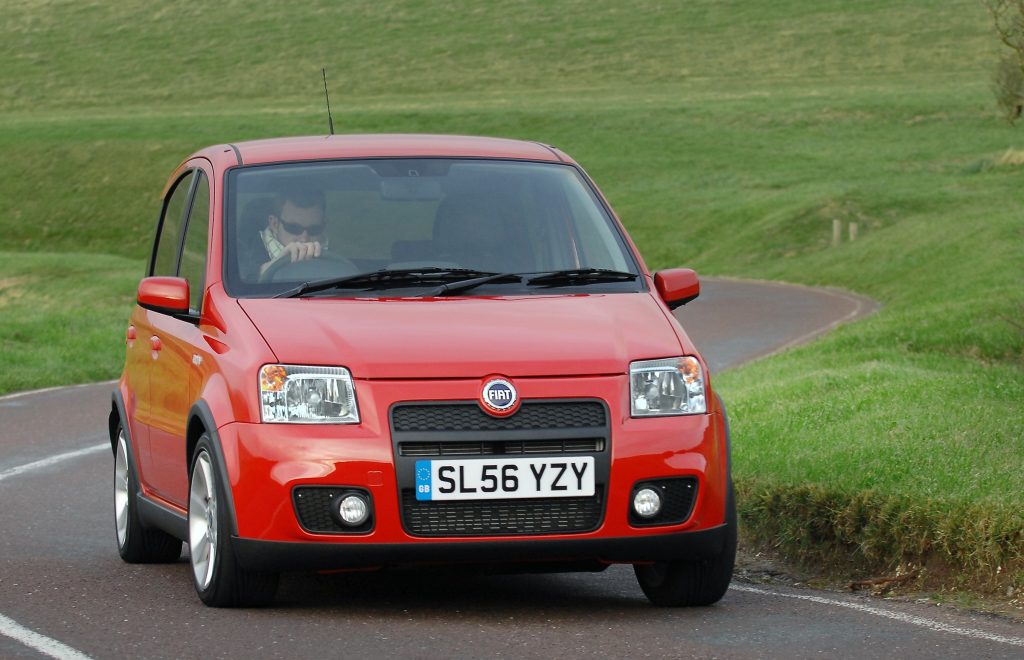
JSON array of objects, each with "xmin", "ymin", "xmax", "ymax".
[{"xmin": 415, "ymin": 460, "xmax": 433, "ymax": 501}]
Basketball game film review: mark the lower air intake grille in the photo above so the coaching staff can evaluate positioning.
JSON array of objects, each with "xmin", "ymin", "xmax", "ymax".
[
  {"xmin": 401, "ymin": 489, "xmax": 603, "ymax": 537},
  {"xmin": 629, "ymin": 477, "xmax": 699, "ymax": 527},
  {"xmin": 293, "ymin": 487, "xmax": 373, "ymax": 534}
]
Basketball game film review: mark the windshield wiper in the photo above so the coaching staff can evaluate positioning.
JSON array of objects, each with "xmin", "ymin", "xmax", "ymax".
[
  {"xmin": 525, "ymin": 268, "xmax": 638, "ymax": 287},
  {"xmin": 419, "ymin": 273, "xmax": 523, "ymax": 297},
  {"xmin": 274, "ymin": 268, "xmax": 502, "ymax": 299}
]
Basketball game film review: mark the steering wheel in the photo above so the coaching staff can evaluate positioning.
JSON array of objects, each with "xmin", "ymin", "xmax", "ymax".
[{"xmin": 259, "ymin": 252, "xmax": 359, "ymax": 283}]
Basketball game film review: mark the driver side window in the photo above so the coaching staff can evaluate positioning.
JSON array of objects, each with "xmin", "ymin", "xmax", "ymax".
[
  {"xmin": 148, "ymin": 168, "xmax": 210, "ymax": 316},
  {"xmin": 151, "ymin": 171, "xmax": 194, "ymax": 277}
]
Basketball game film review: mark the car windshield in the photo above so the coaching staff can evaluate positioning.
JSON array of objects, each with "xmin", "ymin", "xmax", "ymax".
[{"xmin": 223, "ymin": 158, "xmax": 642, "ymax": 298}]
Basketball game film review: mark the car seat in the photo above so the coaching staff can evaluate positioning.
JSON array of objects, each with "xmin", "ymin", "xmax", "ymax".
[
  {"xmin": 432, "ymin": 193, "xmax": 527, "ymax": 272},
  {"xmin": 237, "ymin": 197, "xmax": 275, "ymax": 282}
]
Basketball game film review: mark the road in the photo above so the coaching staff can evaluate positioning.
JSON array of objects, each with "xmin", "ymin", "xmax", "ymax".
[{"xmin": 1, "ymin": 279, "xmax": 1022, "ymax": 659}]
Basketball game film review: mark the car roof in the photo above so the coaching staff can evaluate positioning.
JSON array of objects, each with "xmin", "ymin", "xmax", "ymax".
[{"xmin": 194, "ymin": 134, "xmax": 573, "ymax": 168}]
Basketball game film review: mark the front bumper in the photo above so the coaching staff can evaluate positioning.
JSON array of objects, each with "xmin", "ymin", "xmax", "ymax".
[
  {"xmin": 217, "ymin": 374, "xmax": 730, "ymax": 555},
  {"xmin": 232, "ymin": 523, "xmax": 730, "ymax": 572}
]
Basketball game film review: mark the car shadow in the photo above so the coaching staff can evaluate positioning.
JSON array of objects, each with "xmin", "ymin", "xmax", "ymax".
[{"xmin": 272, "ymin": 564, "xmax": 654, "ymax": 614}]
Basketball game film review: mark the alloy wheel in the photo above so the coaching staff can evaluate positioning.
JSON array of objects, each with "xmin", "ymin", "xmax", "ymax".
[
  {"xmin": 114, "ymin": 430, "xmax": 130, "ymax": 548},
  {"xmin": 189, "ymin": 451, "xmax": 218, "ymax": 590}
]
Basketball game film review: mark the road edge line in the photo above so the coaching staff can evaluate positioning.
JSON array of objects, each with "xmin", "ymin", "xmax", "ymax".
[
  {"xmin": 730, "ymin": 584, "xmax": 1024, "ymax": 648},
  {"xmin": 0, "ymin": 443, "xmax": 108, "ymax": 483},
  {"xmin": 0, "ymin": 380, "xmax": 117, "ymax": 402},
  {"xmin": 0, "ymin": 613, "xmax": 93, "ymax": 660}
]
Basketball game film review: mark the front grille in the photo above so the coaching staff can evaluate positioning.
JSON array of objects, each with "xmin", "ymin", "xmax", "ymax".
[
  {"xmin": 628, "ymin": 478, "xmax": 699, "ymax": 527},
  {"xmin": 392, "ymin": 401, "xmax": 606, "ymax": 433},
  {"xmin": 399, "ymin": 438, "xmax": 605, "ymax": 457},
  {"xmin": 293, "ymin": 487, "xmax": 373, "ymax": 534},
  {"xmin": 391, "ymin": 398, "xmax": 611, "ymax": 538},
  {"xmin": 401, "ymin": 489, "xmax": 603, "ymax": 537}
]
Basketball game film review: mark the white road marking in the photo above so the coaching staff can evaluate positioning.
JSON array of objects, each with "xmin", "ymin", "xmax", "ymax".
[
  {"xmin": 0, "ymin": 380, "xmax": 115, "ymax": 402},
  {"xmin": 0, "ymin": 443, "xmax": 107, "ymax": 483},
  {"xmin": 0, "ymin": 613, "xmax": 93, "ymax": 660},
  {"xmin": 730, "ymin": 583, "xmax": 1024, "ymax": 648},
  {"xmin": 0, "ymin": 385, "xmax": 73, "ymax": 401},
  {"xmin": 0, "ymin": 428, "xmax": 108, "ymax": 658}
]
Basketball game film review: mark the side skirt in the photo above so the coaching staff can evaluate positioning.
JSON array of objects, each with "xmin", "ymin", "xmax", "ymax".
[{"xmin": 137, "ymin": 494, "xmax": 188, "ymax": 542}]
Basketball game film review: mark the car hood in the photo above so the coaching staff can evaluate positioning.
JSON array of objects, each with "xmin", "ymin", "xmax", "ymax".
[{"xmin": 237, "ymin": 293, "xmax": 688, "ymax": 379}]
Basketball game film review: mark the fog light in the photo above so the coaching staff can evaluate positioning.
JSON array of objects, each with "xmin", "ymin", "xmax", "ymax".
[
  {"xmin": 337, "ymin": 494, "xmax": 369, "ymax": 526},
  {"xmin": 633, "ymin": 487, "xmax": 662, "ymax": 518}
]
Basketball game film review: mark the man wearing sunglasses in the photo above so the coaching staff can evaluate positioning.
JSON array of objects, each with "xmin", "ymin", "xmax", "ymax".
[{"xmin": 257, "ymin": 188, "xmax": 328, "ymax": 279}]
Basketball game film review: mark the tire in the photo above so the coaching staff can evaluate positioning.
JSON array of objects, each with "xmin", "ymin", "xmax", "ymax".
[
  {"xmin": 113, "ymin": 424, "xmax": 183, "ymax": 563},
  {"xmin": 634, "ymin": 482, "xmax": 737, "ymax": 607},
  {"xmin": 188, "ymin": 434, "xmax": 278, "ymax": 607}
]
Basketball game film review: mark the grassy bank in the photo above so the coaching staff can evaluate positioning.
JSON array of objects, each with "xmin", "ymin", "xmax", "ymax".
[
  {"xmin": 1, "ymin": 0, "xmax": 1021, "ymax": 599},
  {"xmin": 0, "ymin": 252, "xmax": 139, "ymax": 391}
]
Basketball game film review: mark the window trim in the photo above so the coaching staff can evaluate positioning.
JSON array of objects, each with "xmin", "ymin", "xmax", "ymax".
[{"xmin": 177, "ymin": 170, "xmax": 211, "ymax": 318}]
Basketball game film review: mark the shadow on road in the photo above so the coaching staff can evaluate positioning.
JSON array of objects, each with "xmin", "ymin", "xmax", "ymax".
[{"xmin": 273, "ymin": 566, "xmax": 657, "ymax": 615}]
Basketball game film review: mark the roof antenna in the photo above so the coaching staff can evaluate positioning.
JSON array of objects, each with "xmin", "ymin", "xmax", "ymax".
[{"xmin": 321, "ymin": 68, "xmax": 335, "ymax": 135}]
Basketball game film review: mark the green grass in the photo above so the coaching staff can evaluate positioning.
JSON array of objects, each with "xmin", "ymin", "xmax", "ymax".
[
  {"xmin": 1, "ymin": 0, "xmax": 1021, "ymax": 593},
  {"xmin": 0, "ymin": 252, "xmax": 141, "ymax": 391}
]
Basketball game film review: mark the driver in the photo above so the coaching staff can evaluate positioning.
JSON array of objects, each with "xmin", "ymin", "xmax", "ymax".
[{"xmin": 256, "ymin": 188, "xmax": 328, "ymax": 279}]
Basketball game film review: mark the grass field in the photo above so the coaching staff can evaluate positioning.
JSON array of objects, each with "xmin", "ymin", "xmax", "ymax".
[{"xmin": 1, "ymin": 1, "xmax": 1021, "ymax": 598}]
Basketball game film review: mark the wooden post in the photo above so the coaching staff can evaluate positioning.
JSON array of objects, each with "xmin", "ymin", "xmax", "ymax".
[
  {"xmin": 849, "ymin": 222, "xmax": 859, "ymax": 242},
  {"xmin": 832, "ymin": 219, "xmax": 841, "ymax": 247}
]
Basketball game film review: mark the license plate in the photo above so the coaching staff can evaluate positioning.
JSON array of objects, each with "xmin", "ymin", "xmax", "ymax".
[{"xmin": 415, "ymin": 457, "xmax": 595, "ymax": 501}]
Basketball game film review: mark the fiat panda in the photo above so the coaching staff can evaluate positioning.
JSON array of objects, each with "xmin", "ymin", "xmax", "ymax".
[{"xmin": 109, "ymin": 134, "xmax": 735, "ymax": 607}]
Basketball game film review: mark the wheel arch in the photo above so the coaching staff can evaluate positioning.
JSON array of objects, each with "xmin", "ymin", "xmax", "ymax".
[
  {"xmin": 713, "ymin": 392, "xmax": 734, "ymax": 529},
  {"xmin": 715, "ymin": 392, "xmax": 732, "ymax": 487},
  {"xmin": 110, "ymin": 389, "xmax": 130, "ymax": 454},
  {"xmin": 187, "ymin": 400, "xmax": 240, "ymax": 536},
  {"xmin": 186, "ymin": 411, "xmax": 207, "ymax": 471},
  {"xmin": 110, "ymin": 390, "xmax": 145, "ymax": 486}
]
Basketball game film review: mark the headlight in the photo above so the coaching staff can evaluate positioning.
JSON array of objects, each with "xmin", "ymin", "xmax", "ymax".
[
  {"xmin": 629, "ymin": 356, "xmax": 706, "ymax": 417},
  {"xmin": 259, "ymin": 365, "xmax": 360, "ymax": 424}
]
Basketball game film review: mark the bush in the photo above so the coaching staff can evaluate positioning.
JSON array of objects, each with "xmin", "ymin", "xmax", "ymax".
[
  {"xmin": 985, "ymin": 1, "xmax": 1024, "ymax": 122},
  {"xmin": 994, "ymin": 55, "xmax": 1024, "ymax": 123}
]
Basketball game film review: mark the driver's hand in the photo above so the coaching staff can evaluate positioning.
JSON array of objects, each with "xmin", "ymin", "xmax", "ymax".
[
  {"xmin": 283, "ymin": 240, "xmax": 322, "ymax": 262},
  {"xmin": 259, "ymin": 241, "xmax": 323, "ymax": 277}
]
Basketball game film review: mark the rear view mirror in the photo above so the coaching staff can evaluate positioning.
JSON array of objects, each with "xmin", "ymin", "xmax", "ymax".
[
  {"xmin": 380, "ymin": 178, "xmax": 443, "ymax": 201},
  {"xmin": 137, "ymin": 276, "xmax": 190, "ymax": 315},
  {"xmin": 654, "ymin": 269, "xmax": 700, "ymax": 309}
]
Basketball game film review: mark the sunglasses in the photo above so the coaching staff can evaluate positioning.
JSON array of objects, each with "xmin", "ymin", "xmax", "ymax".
[{"xmin": 278, "ymin": 218, "xmax": 325, "ymax": 237}]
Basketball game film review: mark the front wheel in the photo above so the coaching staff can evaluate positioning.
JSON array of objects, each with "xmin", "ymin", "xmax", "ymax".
[
  {"xmin": 634, "ymin": 482, "xmax": 737, "ymax": 607},
  {"xmin": 189, "ymin": 434, "xmax": 278, "ymax": 607}
]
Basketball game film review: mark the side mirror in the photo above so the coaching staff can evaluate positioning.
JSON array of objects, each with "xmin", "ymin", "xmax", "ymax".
[
  {"xmin": 654, "ymin": 268, "xmax": 700, "ymax": 310},
  {"xmin": 137, "ymin": 276, "xmax": 190, "ymax": 315}
]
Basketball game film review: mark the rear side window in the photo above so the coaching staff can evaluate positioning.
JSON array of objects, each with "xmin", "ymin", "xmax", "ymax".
[
  {"xmin": 179, "ymin": 172, "xmax": 210, "ymax": 313},
  {"xmin": 151, "ymin": 171, "xmax": 194, "ymax": 277}
]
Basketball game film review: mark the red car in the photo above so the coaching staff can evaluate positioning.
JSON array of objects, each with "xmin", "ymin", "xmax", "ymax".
[{"xmin": 109, "ymin": 134, "xmax": 735, "ymax": 607}]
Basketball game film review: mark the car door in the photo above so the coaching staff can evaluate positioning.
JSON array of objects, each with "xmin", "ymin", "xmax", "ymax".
[
  {"xmin": 127, "ymin": 168, "xmax": 196, "ymax": 488},
  {"xmin": 147, "ymin": 163, "xmax": 212, "ymax": 507}
]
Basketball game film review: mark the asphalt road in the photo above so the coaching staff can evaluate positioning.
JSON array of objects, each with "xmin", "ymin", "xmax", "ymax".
[{"xmin": 2, "ymin": 279, "xmax": 1022, "ymax": 659}]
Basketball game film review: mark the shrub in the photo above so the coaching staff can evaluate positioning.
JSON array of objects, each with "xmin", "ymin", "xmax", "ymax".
[
  {"xmin": 984, "ymin": 1, "xmax": 1024, "ymax": 122},
  {"xmin": 994, "ymin": 55, "xmax": 1024, "ymax": 123}
]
